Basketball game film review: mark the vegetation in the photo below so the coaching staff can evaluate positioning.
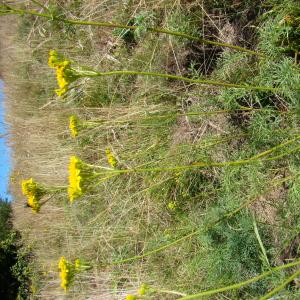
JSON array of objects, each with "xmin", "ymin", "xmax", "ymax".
[
  {"xmin": 0, "ymin": 198, "xmax": 30, "ymax": 299},
  {"xmin": 0, "ymin": 0, "xmax": 300, "ymax": 298}
]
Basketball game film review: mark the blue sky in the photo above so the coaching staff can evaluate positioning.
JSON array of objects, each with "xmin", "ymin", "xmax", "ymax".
[{"xmin": 0, "ymin": 80, "xmax": 12, "ymax": 201}]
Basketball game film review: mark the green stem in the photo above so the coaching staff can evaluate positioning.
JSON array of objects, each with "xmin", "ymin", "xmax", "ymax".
[
  {"xmin": 250, "ymin": 135, "xmax": 300, "ymax": 160},
  {"xmin": 259, "ymin": 268, "xmax": 300, "ymax": 300},
  {"xmin": 90, "ymin": 70, "xmax": 281, "ymax": 92},
  {"xmin": 156, "ymin": 288, "xmax": 187, "ymax": 297},
  {"xmin": 3, "ymin": 6, "xmax": 265, "ymax": 57},
  {"xmin": 179, "ymin": 260, "xmax": 300, "ymax": 300},
  {"xmin": 95, "ymin": 136, "xmax": 300, "ymax": 176}
]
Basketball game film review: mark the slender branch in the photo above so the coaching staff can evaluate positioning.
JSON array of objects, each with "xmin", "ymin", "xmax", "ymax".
[
  {"xmin": 3, "ymin": 6, "xmax": 265, "ymax": 57},
  {"xmin": 90, "ymin": 70, "xmax": 281, "ymax": 92},
  {"xmin": 259, "ymin": 268, "xmax": 300, "ymax": 300},
  {"xmin": 94, "ymin": 136, "xmax": 300, "ymax": 176},
  {"xmin": 179, "ymin": 260, "xmax": 300, "ymax": 299}
]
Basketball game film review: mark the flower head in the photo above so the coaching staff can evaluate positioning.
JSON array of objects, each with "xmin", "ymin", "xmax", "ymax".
[
  {"xmin": 69, "ymin": 115, "xmax": 80, "ymax": 138},
  {"xmin": 125, "ymin": 295, "xmax": 137, "ymax": 300},
  {"xmin": 27, "ymin": 195, "xmax": 41, "ymax": 213},
  {"xmin": 55, "ymin": 60, "xmax": 72, "ymax": 96},
  {"xmin": 68, "ymin": 156, "xmax": 84, "ymax": 202},
  {"xmin": 21, "ymin": 178, "xmax": 45, "ymax": 213},
  {"xmin": 105, "ymin": 148, "xmax": 118, "ymax": 168},
  {"xmin": 137, "ymin": 283, "xmax": 148, "ymax": 296},
  {"xmin": 22, "ymin": 178, "xmax": 38, "ymax": 196},
  {"xmin": 48, "ymin": 50, "xmax": 77, "ymax": 97},
  {"xmin": 58, "ymin": 256, "xmax": 74, "ymax": 292},
  {"xmin": 58, "ymin": 257, "xmax": 89, "ymax": 291},
  {"xmin": 167, "ymin": 201, "xmax": 177, "ymax": 211},
  {"xmin": 74, "ymin": 259, "xmax": 82, "ymax": 270},
  {"xmin": 48, "ymin": 50, "xmax": 59, "ymax": 68}
]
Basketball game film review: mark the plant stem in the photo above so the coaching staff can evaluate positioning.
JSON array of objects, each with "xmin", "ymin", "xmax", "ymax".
[
  {"xmin": 95, "ymin": 136, "xmax": 300, "ymax": 176},
  {"xmin": 179, "ymin": 260, "xmax": 300, "ymax": 300},
  {"xmin": 259, "ymin": 268, "xmax": 300, "ymax": 300},
  {"xmin": 2, "ymin": 6, "xmax": 265, "ymax": 57},
  {"xmin": 90, "ymin": 70, "xmax": 281, "ymax": 92}
]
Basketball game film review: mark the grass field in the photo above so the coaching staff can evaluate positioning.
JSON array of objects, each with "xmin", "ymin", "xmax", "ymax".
[{"xmin": 1, "ymin": 0, "xmax": 300, "ymax": 299}]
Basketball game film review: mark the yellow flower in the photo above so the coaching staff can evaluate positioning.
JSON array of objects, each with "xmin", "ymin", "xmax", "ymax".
[
  {"xmin": 22, "ymin": 178, "xmax": 37, "ymax": 196},
  {"xmin": 167, "ymin": 201, "xmax": 177, "ymax": 211},
  {"xmin": 58, "ymin": 256, "xmax": 73, "ymax": 292},
  {"xmin": 105, "ymin": 148, "xmax": 118, "ymax": 168},
  {"xmin": 74, "ymin": 259, "xmax": 81, "ymax": 270},
  {"xmin": 48, "ymin": 50, "xmax": 59, "ymax": 68},
  {"xmin": 27, "ymin": 195, "xmax": 41, "ymax": 213},
  {"xmin": 55, "ymin": 60, "xmax": 71, "ymax": 97},
  {"xmin": 68, "ymin": 156, "xmax": 83, "ymax": 202},
  {"xmin": 137, "ymin": 283, "xmax": 148, "ymax": 295},
  {"xmin": 48, "ymin": 51, "xmax": 74, "ymax": 97},
  {"xmin": 69, "ymin": 115, "xmax": 79, "ymax": 138},
  {"xmin": 21, "ymin": 178, "xmax": 44, "ymax": 213},
  {"xmin": 125, "ymin": 295, "xmax": 137, "ymax": 300},
  {"xmin": 58, "ymin": 257, "xmax": 89, "ymax": 291}
]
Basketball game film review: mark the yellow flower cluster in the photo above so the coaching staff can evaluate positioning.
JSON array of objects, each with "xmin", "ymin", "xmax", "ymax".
[
  {"xmin": 21, "ymin": 178, "xmax": 42, "ymax": 213},
  {"xmin": 48, "ymin": 50, "xmax": 59, "ymax": 68},
  {"xmin": 125, "ymin": 295, "xmax": 137, "ymax": 300},
  {"xmin": 48, "ymin": 50, "xmax": 73, "ymax": 97},
  {"xmin": 167, "ymin": 201, "xmax": 177, "ymax": 211},
  {"xmin": 68, "ymin": 156, "xmax": 84, "ymax": 202},
  {"xmin": 58, "ymin": 257, "xmax": 90, "ymax": 292},
  {"xmin": 55, "ymin": 61, "xmax": 71, "ymax": 96},
  {"xmin": 137, "ymin": 283, "xmax": 148, "ymax": 295},
  {"xmin": 74, "ymin": 259, "xmax": 82, "ymax": 270},
  {"xmin": 105, "ymin": 148, "xmax": 118, "ymax": 168},
  {"xmin": 69, "ymin": 115, "xmax": 79, "ymax": 138},
  {"xmin": 58, "ymin": 256, "xmax": 74, "ymax": 292},
  {"xmin": 125, "ymin": 284, "xmax": 148, "ymax": 299}
]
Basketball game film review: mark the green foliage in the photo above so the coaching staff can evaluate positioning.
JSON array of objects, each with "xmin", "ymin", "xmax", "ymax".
[
  {"xmin": 112, "ymin": 11, "xmax": 157, "ymax": 45},
  {"xmin": 0, "ymin": 198, "xmax": 12, "ymax": 241},
  {"xmin": 0, "ymin": 199, "xmax": 30, "ymax": 299},
  {"xmin": 259, "ymin": 0, "xmax": 300, "ymax": 56}
]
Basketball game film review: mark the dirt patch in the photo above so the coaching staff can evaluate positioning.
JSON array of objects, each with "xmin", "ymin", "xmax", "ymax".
[
  {"xmin": 171, "ymin": 115, "xmax": 196, "ymax": 145},
  {"xmin": 228, "ymin": 110, "xmax": 251, "ymax": 129}
]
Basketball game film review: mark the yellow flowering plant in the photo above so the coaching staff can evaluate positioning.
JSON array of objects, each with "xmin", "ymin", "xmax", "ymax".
[
  {"xmin": 21, "ymin": 178, "xmax": 65, "ymax": 213},
  {"xmin": 67, "ymin": 153, "xmax": 123, "ymax": 201},
  {"xmin": 48, "ymin": 51, "xmax": 80, "ymax": 97},
  {"xmin": 105, "ymin": 148, "xmax": 118, "ymax": 168},
  {"xmin": 48, "ymin": 50, "xmax": 98, "ymax": 97},
  {"xmin": 68, "ymin": 156, "xmax": 84, "ymax": 202},
  {"xmin": 68, "ymin": 156, "xmax": 96, "ymax": 202},
  {"xmin": 125, "ymin": 295, "xmax": 137, "ymax": 300},
  {"xmin": 21, "ymin": 178, "xmax": 46, "ymax": 213},
  {"xmin": 167, "ymin": 201, "xmax": 177, "ymax": 211},
  {"xmin": 58, "ymin": 256, "xmax": 91, "ymax": 292},
  {"xmin": 68, "ymin": 115, "xmax": 107, "ymax": 139},
  {"xmin": 58, "ymin": 256, "xmax": 74, "ymax": 292},
  {"xmin": 48, "ymin": 49, "xmax": 280, "ymax": 100},
  {"xmin": 69, "ymin": 115, "xmax": 80, "ymax": 138}
]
